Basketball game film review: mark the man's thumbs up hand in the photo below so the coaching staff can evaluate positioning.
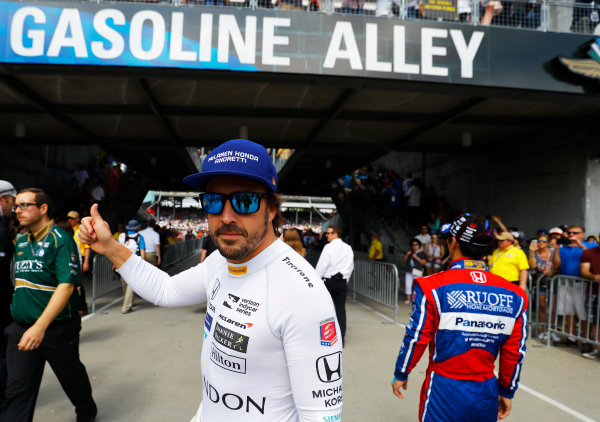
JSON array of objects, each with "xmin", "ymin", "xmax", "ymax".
[
  {"xmin": 79, "ymin": 204, "xmax": 114, "ymax": 255},
  {"xmin": 79, "ymin": 204, "xmax": 133, "ymax": 268}
]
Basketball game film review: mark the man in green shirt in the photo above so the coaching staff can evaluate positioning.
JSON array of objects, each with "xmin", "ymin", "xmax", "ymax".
[{"xmin": 1, "ymin": 188, "xmax": 97, "ymax": 422}]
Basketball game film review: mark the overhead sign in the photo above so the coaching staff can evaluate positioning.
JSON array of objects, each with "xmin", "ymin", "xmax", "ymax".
[
  {"xmin": 421, "ymin": 0, "xmax": 458, "ymax": 21},
  {"xmin": 0, "ymin": 0, "xmax": 595, "ymax": 94}
]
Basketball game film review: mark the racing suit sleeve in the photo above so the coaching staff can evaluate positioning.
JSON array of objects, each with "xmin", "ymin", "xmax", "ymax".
[
  {"xmin": 117, "ymin": 254, "xmax": 208, "ymax": 307},
  {"xmin": 498, "ymin": 295, "xmax": 527, "ymax": 398},
  {"xmin": 269, "ymin": 266, "xmax": 343, "ymax": 421},
  {"xmin": 394, "ymin": 283, "xmax": 436, "ymax": 381}
]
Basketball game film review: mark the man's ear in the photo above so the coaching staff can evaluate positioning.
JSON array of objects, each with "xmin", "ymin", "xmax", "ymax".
[
  {"xmin": 267, "ymin": 203, "xmax": 277, "ymax": 223},
  {"xmin": 39, "ymin": 203, "xmax": 49, "ymax": 217}
]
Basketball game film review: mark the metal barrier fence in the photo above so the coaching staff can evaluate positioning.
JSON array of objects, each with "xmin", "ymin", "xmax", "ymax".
[
  {"xmin": 45, "ymin": 0, "xmax": 595, "ymax": 34},
  {"xmin": 90, "ymin": 239, "xmax": 203, "ymax": 313},
  {"xmin": 91, "ymin": 254, "xmax": 122, "ymax": 313},
  {"xmin": 350, "ymin": 259, "xmax": 399, "ymax": 322},
  {"xmin": 529, "ymin": 274, "xmax": 600, "ymax": 348},
  {"xmin": 161, "ymin": 238, "xmax": 203, "ymax": 269}
]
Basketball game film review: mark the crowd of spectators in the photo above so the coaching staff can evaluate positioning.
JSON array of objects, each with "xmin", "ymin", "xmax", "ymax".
[
  {"xmin": 160, "ymin": 0, "xmax": 569, "ymax": 33},
  {"xmin": 402, "ymin": 215, "xmax": 600, "ymax": 360},
  {"xmin": 337, "ymin": 164, "xmax": 452, "ymax": 232}
]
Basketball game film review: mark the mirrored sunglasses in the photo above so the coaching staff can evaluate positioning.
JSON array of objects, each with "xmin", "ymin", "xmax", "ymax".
[{"xmin": 199, "ymin": 192, "xmax": 267, "ymax": 215}]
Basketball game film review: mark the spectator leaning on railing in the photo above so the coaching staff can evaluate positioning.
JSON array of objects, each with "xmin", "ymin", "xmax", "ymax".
[
  {"xmin": 579, "ymin": 245, "xmax": 600, "ymax": 359},
  {"xmin": 551, "ymin": 225, "xmax": 596, "ymax": 345},
  {"xmin": 528, "ymin": 234, "xmax": 557, "ymax": 342}
]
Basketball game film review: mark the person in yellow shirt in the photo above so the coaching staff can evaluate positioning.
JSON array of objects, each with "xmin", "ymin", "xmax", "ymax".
[
  {"xmin": 488, "ymin": 232, "xmax": 529, "ymax": 290},
  {"xmin": 67, "ymin": 211, "xmax": 90, "ymax": 273},
  {"xmin": 369, "ymin": 233, "xmax": 384, "ymax": 261},
  {"xmin": 113, "ymin": 223, "xmax": 125, "ymax": 241},
  {"xmin": 67, "ymin": 210, "xmax": 91, "ymax": 317}
]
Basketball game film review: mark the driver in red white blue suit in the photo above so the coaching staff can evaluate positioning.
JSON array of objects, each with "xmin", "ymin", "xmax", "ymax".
[{"xmin": 392, "ymin": 213, "xmax": 528, "ymax": 422}]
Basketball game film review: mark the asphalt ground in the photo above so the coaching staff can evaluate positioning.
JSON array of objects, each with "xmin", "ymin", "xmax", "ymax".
[{"xmin": 31, "ymin": 256, "xmax": 600, "ymax": 422}]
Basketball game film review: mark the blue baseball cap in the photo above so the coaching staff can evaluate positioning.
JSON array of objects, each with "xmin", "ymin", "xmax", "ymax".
[{"xmin": 183, "ymin": 139, "xmax": 278, "ymax": 193}]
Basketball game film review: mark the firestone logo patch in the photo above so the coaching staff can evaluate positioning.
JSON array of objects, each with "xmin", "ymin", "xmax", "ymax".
[{"xmin": 320, "ymin": 318, "xmax": 338, "ymax": 347}]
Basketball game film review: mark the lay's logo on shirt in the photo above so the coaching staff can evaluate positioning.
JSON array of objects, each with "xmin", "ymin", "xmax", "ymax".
[{"xmin": 228, "ymin": 265, "xmax": 247, "ymax": 275}]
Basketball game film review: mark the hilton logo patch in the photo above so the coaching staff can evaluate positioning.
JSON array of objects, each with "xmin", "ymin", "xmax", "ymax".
[{"xmin": 320, "ymin": 317, "xmax": 338, "ymax": 347}]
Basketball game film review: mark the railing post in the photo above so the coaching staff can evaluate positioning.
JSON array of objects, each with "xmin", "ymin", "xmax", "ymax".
[
  {"xmin": 393, "ymin": 264, "xmax": 399, "ymax": 323},
  {"xmin": 540, "ymin": 0, "xmax": 549, "ymax": 31},
  {"xmin": 92, "ymin": 254, "xmax": 97, "ymax": 314},
  {"xmin": 471, "ymin": 0, "xmax": 480, "ymax": 24},
  {"xmin": 351, "ymin": 262, "xmax": 356, "ymax": 302},
  {"xmin": 399, "ymin": 0, "xmax": 407, "ymax": 19},
  {"xmin": 249, "ymin": 0, "xmax": 258, "ymax": 9},
  {"xmin": 546, "ymin": 275, "xmax": 553, "ymax": 346},
  {"xmin": 325, "ymin": 0, "xmax": 334, "ymax": 15}
]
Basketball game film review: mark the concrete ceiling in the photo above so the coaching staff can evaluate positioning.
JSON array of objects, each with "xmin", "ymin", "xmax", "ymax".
[{"xmin": 1, "ymin": 63, "xmax": 598, "ymax": 195}]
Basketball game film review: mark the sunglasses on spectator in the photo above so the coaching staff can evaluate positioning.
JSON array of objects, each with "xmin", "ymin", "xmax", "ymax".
[
  {"xmin": 538, "ymin": 239, "xmax": 548, "ymax": 243},
  {"xmin": 325, "ymin": 231, "xmax": 334, "ymax": 235},
  {"xmin": 199, "ymin": 192, "xmax": 267, "ymax": 215},
  {"xmin": 566, "ymin": 231, "xmax": 581, "ymax": 235},
  {"xmin": 13, "ymin": 203, "xmax": 40, "ymax": 211}
]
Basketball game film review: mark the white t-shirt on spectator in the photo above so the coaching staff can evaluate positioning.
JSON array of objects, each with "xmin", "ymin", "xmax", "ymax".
[
  {"xmin": 406, "ymin": 185, "xmax": 422, "ymax": 207},
  {"xmin": 139, "ymin": 227, "xmax": 160, "ymax": 253},
  {"xmin": 91, "ymin": 185, "xmax": 105, "ymax": 201},
  {"xmin": 415, "ymin": 234, "xmax": 432, "ymax": 245},
  {"xmin": 315, "ymin": 238, "xmax": 355, "ymax": 281}
]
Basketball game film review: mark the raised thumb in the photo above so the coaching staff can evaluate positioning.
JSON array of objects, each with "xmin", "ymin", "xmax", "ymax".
[{"xmin": 90, "ymin": 203, "xmax": 103, "ymax": 221}]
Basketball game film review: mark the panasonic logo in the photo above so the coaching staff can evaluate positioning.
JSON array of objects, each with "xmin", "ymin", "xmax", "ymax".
[
  {"xmin": 455, "ymin": 317, "xmax": 505, "ymax": 330},
  {"xmin": 439, "ymin": 312, "xmax": 515, "ymax": 335}
]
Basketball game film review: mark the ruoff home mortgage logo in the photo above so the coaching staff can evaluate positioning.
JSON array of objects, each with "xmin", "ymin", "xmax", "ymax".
[{"xmin": 558, "ymin": 38, "xmax": 600, "ymax": 79}]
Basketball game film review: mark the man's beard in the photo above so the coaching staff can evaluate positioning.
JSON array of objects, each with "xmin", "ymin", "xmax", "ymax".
[{"xmin": 211, "ymin": 211, "xmax": 269, "ymax": 261}]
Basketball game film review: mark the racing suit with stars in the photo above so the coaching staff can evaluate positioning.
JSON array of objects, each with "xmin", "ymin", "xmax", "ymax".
[{"xmin": 394, "ymin": 258, "xmax": 528, "ymax": 422}]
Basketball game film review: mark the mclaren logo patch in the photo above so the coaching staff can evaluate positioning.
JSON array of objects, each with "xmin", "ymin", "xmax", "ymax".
[{"xmin": 228, "ymin": 265, "xmax": 247, "ymax": 275}]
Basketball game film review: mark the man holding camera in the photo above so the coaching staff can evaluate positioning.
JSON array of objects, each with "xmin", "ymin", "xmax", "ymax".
[{"xmin": 552, "ymin": 225, "xmax": 596, "ymax": 344}]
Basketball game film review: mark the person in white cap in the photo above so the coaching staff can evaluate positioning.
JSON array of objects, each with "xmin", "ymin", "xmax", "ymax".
[
  {"xmin": 78, "ymin": 139, "xmax": 343, "ymax": 422},
  {"xmin": 117, "ymin": 219, "xmax": 145, "ymax": 314},
  {"xmin": 0, "ymin": 181, "xmax": 16, "ymax": 408}
]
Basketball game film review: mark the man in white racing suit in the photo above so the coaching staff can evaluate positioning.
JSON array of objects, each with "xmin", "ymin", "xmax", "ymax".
[{"xmin": 79, "ymin": 139, "xmax": 343, "ymax": 422}]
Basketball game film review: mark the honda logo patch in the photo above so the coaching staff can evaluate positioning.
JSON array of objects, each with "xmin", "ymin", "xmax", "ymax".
[
  {"xmin": 470, "ymin": 271, "xmax": 487, "ymax": 284},
  {"xmin": 316, "ymin": 352, "xmax": 342, "ymax": 383}
]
